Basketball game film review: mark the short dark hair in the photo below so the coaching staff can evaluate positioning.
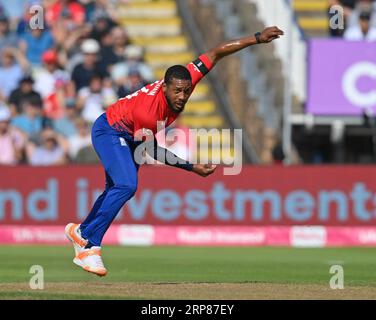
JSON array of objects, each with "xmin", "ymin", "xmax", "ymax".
[
  {"xmin": 89, "ymin": 73, "xmax": 103, "ymax": 82},
  {"xmin": 360, "ymin": 10, "xmax": 371, "ymax": 21},
  {"xmin": 164, "ymin": 65, "xmax": 191, "ymax": 85}
]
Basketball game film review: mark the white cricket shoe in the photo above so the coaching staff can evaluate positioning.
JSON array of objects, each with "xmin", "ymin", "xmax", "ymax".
[
  {"xmin": 65, "ymin": 223, "xmax": 88, "ymax": 256},
  {"xmin": 73, "ymin": 246, "xmax": 108, "ymax": 277}
]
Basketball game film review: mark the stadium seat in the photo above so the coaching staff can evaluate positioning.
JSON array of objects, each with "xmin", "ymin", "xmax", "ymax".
[{"xmin": 293, "ymin": 0, "xmax": 329, "ymax": 37}]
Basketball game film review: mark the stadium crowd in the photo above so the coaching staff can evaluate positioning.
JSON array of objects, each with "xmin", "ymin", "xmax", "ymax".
[
  {"xmin": 329, "ymin": 0, "xmax": 376, "ymax": 39},
  {"xmin": 1, "ymin": 0, "xmax": 375, "ymax": 167},
  {"xmin": 0, "ymin": 0, "xmax": 155, "ymax": 166}
]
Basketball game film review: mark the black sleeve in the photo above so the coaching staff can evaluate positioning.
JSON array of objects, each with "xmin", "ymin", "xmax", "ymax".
[{"xmin": 145, "ymin": 139, "xmax": 193, "ymax": 172}]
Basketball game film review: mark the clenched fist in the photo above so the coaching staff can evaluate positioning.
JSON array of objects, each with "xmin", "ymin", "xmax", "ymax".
[{"xmin": 259, "ymin": 26, "xmax": 284, "ymax": 43}]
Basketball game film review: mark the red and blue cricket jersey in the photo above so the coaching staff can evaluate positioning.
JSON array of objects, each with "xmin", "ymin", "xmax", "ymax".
[{"xmin": 106, "ymin": 54, "xmax": 213, "ymax": 139}]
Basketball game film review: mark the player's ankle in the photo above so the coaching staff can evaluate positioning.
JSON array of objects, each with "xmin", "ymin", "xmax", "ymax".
[{"xmin": 85, "ymin": 241, "xmax": 96, "ymax": 249}]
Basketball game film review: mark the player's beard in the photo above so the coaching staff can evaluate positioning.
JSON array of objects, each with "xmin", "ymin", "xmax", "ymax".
[{"xmin": 165, "ymin": 94, "xmax": 183, "ymax": 114}]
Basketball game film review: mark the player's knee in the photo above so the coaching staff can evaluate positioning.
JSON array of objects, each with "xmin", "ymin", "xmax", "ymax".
[{"xmin": 117, "ymin": 182, "xmax": 138, "ymax": 197}]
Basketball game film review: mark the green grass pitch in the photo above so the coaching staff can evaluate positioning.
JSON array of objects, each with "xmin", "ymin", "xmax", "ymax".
[{"xmin": 1, "ymin": 245, "xmax": 376, "ymax": 299}]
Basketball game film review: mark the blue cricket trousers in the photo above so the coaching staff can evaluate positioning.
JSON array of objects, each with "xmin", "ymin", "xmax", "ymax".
[{"xmin": 79, "ymin": 113, "xmax": 140, "ymax": 247}]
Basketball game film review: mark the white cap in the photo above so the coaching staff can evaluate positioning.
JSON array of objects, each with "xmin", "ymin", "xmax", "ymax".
[
  {"xmin": 124, "ymin": 45, "xmax": 143, "ymax": 59},
  {"xmin": 0, "ymin": 106, "xmax": 11, "ymax": 122},
  {"xmin": 81, "ymin": 39, "xmax": 100, "ymax": 54}
]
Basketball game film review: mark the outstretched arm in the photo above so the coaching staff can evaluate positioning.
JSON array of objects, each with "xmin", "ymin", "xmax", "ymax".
[
  {"xmin": 205, "ymin": 26, "xmax": 284, "ymax": 66},
  {"xmin": 144, "ymin": 139, "xmax": 216, "ymax": 177}
]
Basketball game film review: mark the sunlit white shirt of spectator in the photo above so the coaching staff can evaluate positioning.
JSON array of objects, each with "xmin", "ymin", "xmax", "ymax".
[
  {"xmin": 77, "ymin": 75, "xmax": 117, "ymax": 124},
  {"xmin": 111, "ymin": 45, "xmax": 154, "ymax": 84},
  {"xmin": 29, "ymin": 136, "xmax": 65, "ymax": 166},
  {"xmin": 34, "ymin": 50, "xmax": 70, "ymax": 99},
  {"xmin": 0, "ymin": 105, "xmax": 25, "ymax": 165},
  {"xmin": 0, "ymin": 48, "xmax": 24, "ymax": 98},
  {"xmin": 344, "ymin": 10, "xmax": 376, "ymax": 41},
  {"xmin": 67, "ymin": 119, "xmax": 92, "ymax": 160}
]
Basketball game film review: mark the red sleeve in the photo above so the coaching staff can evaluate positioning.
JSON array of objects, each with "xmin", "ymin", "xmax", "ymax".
[{"xmin": 186, "ymin": 54, "xmax": 214, "ymax": 87}]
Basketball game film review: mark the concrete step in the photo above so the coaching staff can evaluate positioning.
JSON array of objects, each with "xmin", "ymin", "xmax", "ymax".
[
  {"xmin": 145, "ymin": 52, "xmax": 195, "ymax": 68},
  {"xmin": 132, "ymin": 36, "xmax": 189, "ymax": 53},
  {"xmin": 293, "ymin": 0, "xmax": 329, "ymax": 12},
  {"xmin": 304, "ymin": 29, "xmax": 329, "ymax": 37},
  {"xmin": 119, "ymin": 1, "xmax": 176, "ymax": 18},
  {"xmin": 296, "ymin": 11, "xmax": 329, "ymax": 19},
  {"xmin": 298, "ymin": 16, "xmax": 329, "ymax": 30},
  {"xmin": 120, "ymin": 17, "xmax": 182, "ymax": 37},
  {"xmin": 180, "ymin": 115, "xmax": 224, "ymax": 128}
]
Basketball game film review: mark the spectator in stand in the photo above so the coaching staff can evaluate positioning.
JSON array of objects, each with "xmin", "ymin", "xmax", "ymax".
[
  {"xmin": 111, "ymin": 44, "xmax": 154, "ymax": 91},
  {"xmin": 11, "ymin": 95, "xmax": 48, "ymax": 141},
  {"xmin": 67, "ymin": 117, "xmax": 91, "ymax": 160},
  {"xmin": 51, "ymin": 21, "xmax": 92, "ymax": 73},
  {"xmin": 8, "ymin": 75, "xmax": 42, "ymax": 115},
  {"xmin": 76, "ymin": 74, "xmax": 117, "ymax": 123},
  {"xmin": 0, "ymin": 0, "xmax": 163, "ymax": 167},
  {"xmin": 348, "ymin": 1, "xmax": 376, "ymax": 27},
  {"xmin": 124, "ymin": 44, "xmax": 154, "ymax": 82},
  {"xmin": 74, "ymin": 144, "xmax": 99, "ymax": 163},
  {"xmin": 0, "ymin": 0, "xmax": 26, "ymax": 30},
  {"xmin": 111, "ymin": 26, "xmax": 131, "ymax": 61},
  {"xmin": 329, "ymin": 0, "xmax": 376, "ymax": 36},
  {"xmin": 16, "ymin": 2, "xmax": 35, "ymax": 36},
  {"xmin": 116, "ymin": 67, "xmax": 148, "ymax": 98},
  {"xmin": 26, "ymin": 127, "xmax": 68, "ymax": 166},
  {"xmin": 82, "ymin": 0, "xmax": 119, "ymax": 25},
  {"xmin": 0, "ymin": 104, "xmax": 26, "ymax": 165},
  {"xmin": 329, "ymin": 1, "xmax": 357, "ymax": 22},
  {"xmin": 0, "ymin": 14, "xmax": 19, "ymax": 57},
  {"xmin": 89, "ymin": 12, "xmax": 117, "ymax": 42},
  {"xmin": 80, "ymin": 0, "xmax": 96, "ymax": 22},
  {"xmin": 19, "ymin": 27, "xmax": 55, "ymax": 66},
  {"xmin": 70, "ymin": 38, "xmax": 108, "ymax": 92},
  {"xmin": 344, "ymin": 9, "xmax": 376, "ymax": 40},
  {"xmin": 53, "ymin": 99, "xmax": 78, "ymax": 138},
  {"xmin": 54, "ymin": 5, "xmax": 81, "ymax": 35},
  {"xmin": 34, "ymin": 49, "xmax": 73, "ymax": 120},
  {"xmin": 0, "ymin": 47, "xmax": 29, "ymax": 100},
  {"xmin": 45, "ymin": 0, "xmax": 85, "ymax": 29},
  {"xmin": 98, "ymin": 26, "xmax": 119, "ymax": 73}
]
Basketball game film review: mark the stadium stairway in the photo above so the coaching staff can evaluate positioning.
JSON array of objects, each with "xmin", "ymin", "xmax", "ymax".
[
  {"xmin": 118, "ymin": 0, "xmax": 235, "ymax": 162},
  {"xmin": 293, "ymin": 0, "xmax": 329, "ymax": 37}
]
